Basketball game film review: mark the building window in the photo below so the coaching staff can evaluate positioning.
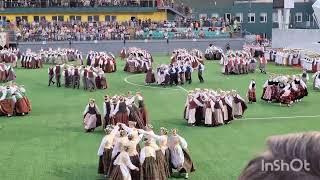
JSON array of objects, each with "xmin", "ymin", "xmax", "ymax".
[
  {"xmin": 295, "ymin": 12, "xmax": 302, "ymax": 22},
  {"xmin": 34, "ymin": 16, "xmax": 40, "ymax": 22},
  {"xmin": 88, "ymin": 15, "xmax": 100, "ymax": 22},
  {"xmin": 235, "ymin": 13, "xmax": 243, "ymax": 22},
  {"xmin": 306, "ymin": 14, "xmax": 310, "ymax": 22},
  {"xmin": 105, "ymin": 15, "xmax": 117, "ymax": 22},
  {"xmin": 70, "ymin": 16, "xmax": 81, "ymax": 21},
  {"xmin": 52, "ymin": 16, "xmax": 64, "ymax": 21},
  {"xmin": 211, "ymin": 13, "xmax": 219, "ymax": 18},
  {"xmin": 272, "ymin": 12, "xmax": 278, "ymax": 22},
  {"xmin": 260, "ymin": 13, "xmax": 267, "ymax": 23},
  {"xmin": 199, "ymin": 14, "xmax": 207, "ymax": 19},
  {"xmin": 16, "ymin": 16, "xmax": 28, "ymax": 22},
  {"xmin": 248, "ymin": 13, "xmax": 255, "ymax": 23}
]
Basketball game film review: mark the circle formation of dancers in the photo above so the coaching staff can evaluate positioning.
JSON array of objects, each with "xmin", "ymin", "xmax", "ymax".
[
  {"xmin": 97, "ymin": 124, "xmax": 195, "ymax": 179},
  {"xmin": 20, "ymin": 50, "xmax": 43, "ymax": 69},
  {"xmin": 123, "ymin": 47, "xmax": 153, "ymax": 73},
  {"xmin": 145, "ymin": 49, "xmax": 205, "ymax": 87},
  {"xmin": 184, "ymin": 88, "xmax": 247, "ymax": 127},
  {"xmin": 261, "ymin": 74, "xmax": 308, "ymax": 107},
  {"xmin": 204, "ymin": 44, "xmax": 223, "ymax": 60},
  {"xmin": 0, "ymin": 63, "xmax": 16, "ymax": 83},
  {"xmin": 0, "ymin": 83, "xmax": 31, "ymax": 117},
  {"xmin": 0, "ymin": 48, "xmax": 20, "ymax": 66},
  {"xmin": 86, "ymin": 51, "xmax": 117, "ymax": 73},
  {"xmin": 83, "ymin": 92, "xmax": 149, "ymax": 133},
  {"xmin": 48, "ymin": 64, "xmax": 108, "ymax": 91},
  {"xmin": 221, "ymin": 50, "xmax": 264, "ymax": 75}
]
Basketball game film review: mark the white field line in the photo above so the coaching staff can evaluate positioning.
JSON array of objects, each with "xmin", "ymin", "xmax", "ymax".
[
  {"xmin": 239, "ymin": 115, "xmax": 320, "ymax": 121},
  {"xmin": 124, "ymin": 74, "xmax": 181, "ymax": 91}
]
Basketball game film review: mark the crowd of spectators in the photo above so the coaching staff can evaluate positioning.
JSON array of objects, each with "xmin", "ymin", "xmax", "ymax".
[{"xmin": 7, "ymin": 17, "xmax": 237, "ymax": 41}]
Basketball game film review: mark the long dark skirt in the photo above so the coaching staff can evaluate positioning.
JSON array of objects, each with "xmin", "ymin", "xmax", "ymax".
[
  {"xmin": 108, "ymin": 152, "xmax": 120, "ymax": 176},
  {"xmin": 142, "ymin": 157, "xmax": 159, "ymax": 180},
  {"xmin": 165, "ymin": 148, "xmax": 172, "ymax": 175},
  {"xmin": 110, "ymin": 165, "xmax": 124, "ymax": 180},
  {"xmin": 156, "ymin": 150, "xmax": 170, "ymax": 180},
  {"xmin": 130, "ymin": 155, "xmax": 141, "ymax": 180},
  {"xmin": 181, "ymin": 149, "xmax": 195, "ymax": 173},
  {"xmin": 114, "ymin": 112, "xmax": 129, "ymax": 126},
  {"xmin": 98, "ymin": 148, "xmax": 113, "ymax": 176}
]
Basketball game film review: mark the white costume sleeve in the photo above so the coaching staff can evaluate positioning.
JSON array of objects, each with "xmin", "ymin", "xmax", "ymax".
[
  {"xmin": 83, "ymin": 104, "xmax": 89, "ymax": 115},
  {"xmin": 112, "ymin": 101, "xmax": 120, "ymax": 115},
  {"xmin": 193, "ymin": 98, "xmax": 203, "ymax": 107},
  {"xmin": 97, "ymin": 137, "xmax": 108, "ymax": 156},
  {"xmin": 124, "ymin": 153, "xmax": 137, "ymax": 170},
  {"xmin": 178, "ymin": 135, "xmax": 188, "ymax": 149},
  {"xmin": 95, "ymin": 104, "xmax": 100, "ymax": 114},
  {"xmin": 139, "ymin": 148, "xmax": 146, "ymax": 164}
]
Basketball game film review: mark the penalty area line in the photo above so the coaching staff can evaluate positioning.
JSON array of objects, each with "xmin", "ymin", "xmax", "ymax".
[{"xmin": 239, "ymin": 115, "xmax": 320, "ymax": 121}]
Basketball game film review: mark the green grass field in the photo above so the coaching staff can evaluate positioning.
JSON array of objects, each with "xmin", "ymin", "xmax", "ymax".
[{"xmin": 1, "ymin": 55, "xmax": 320, "ymax": 180}]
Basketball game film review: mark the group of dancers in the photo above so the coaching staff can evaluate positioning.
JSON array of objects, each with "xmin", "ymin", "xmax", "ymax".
[
  {"xmin": 123, "ymin": 47, "xmax": 153, "ymax": 73},
  {"xmin": 261, "ymin": 73, "xmax": 308, "ymax": 106},
  {"xmin": 86, "ymin": 51, "xmax": 117, "ymax": 73},
  {"xmin": 20, "ymin": 50, "xmax": 43, "ymax": 69},
  {"xmin": 83, "ymin": 92, "xmax": 148, "ymax": 133},
  {"xmin": 221, "ymin": 50, "xmax": 265, "ymax": 75},
  {"xmin": 39, "ymin": 48, "xmax": 83, "ymax": 64},
  {"xmin": 0, "ymin": 63, "xmax": 16, "ymax": 83},
  {"xmin": 0, "ymin": 48, "xmax": 20, "ymax": 66},
  {"xmin": 204, "ymin": 44, "xmax": 223, "ymax": 60},
  {"xmin": 0, "ymin": 83, "xmax": 31, "ymax": 117},
  {"xmin": 184, "ymin": 88, "xmax": 247, "ymax": 127},
  {"xmin": 97, "ymin": 124, "xmax": 195, "ymax": 179},
  {"xmin": 48, "ymin": 64, "xmax": 108, "ymax": 91}
]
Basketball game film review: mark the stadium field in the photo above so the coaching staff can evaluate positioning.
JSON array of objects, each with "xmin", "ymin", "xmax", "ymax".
[{"xmin": 1, "ymin": 55, "xmax": 320, "ymax": 180}]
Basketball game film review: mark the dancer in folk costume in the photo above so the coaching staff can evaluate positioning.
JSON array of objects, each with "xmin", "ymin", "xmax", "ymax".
[
  {"xmin": 145, "ymin": 67, "xmax": 155, "ymax": 85},
  {"xmin": 63, "ymin": 66, "xmax": 72, "ymax": 88},
  {"xmin": 0, "ymin": 86, "xmax": 15, "ymax": 117},
  {"xmin": 203, "ymin": 94, "xmax": 215, "ymax": 127},
  {"xmin": 168, "ymin": 129, "xmax": 195, "ymax": 179},
  {"xmin": 279, "ymin": 85, "xmax": 293, "ymax": 107},
  {"xmin": 136, "ymin": 92, "xmax": 149, "ymax": 126},
  {"xmin": 232, "ymin": 90, "xmax": 248, "ymax": 119},
  {"xmin": 220, "ymin": 91, "xmax": 234, "ymax": 124},
  {"xmin": 81, "ymin": 67, "xmax": 89, "ymax": 91},
  {"xmin": 213, "ymin": 95, "xmax": 225, "ymax": 126},
  {"xmin": 48, "ymin": 65, "xmax": 55, "ymax": 86},
  {"xmin": 87, "ymin": 68, "xmax": 97, "ymax": 91},
  {"xmin": 262, "ymin": 78, "xmax": 273, "ymax": 103},
  {"xmin": 300, "ymin": 69, "xmax": 309, "ymax": 84},
  {"xmin": 71, "ymin": 66, "xmax": 81, "ymax": 89},
  {"xmin": 121, "ymin": 121, "xmax": 142, "ymax": 153},
  {"xmin": 83, "ymin": 98, "xmax": 101, "ymax": 133},
  {"xmin": 103, "ymin": 95, "xmax": 114, "ymax": 128},
  {"xmin": 259, "ymin": 54, "xmax": 267, "ymax": 74},
  {"xmin": 109, "ymin": 145, "xmax": 139, "ymax": 180},
  {"xmin": 247, "ymin": 80, "xmax": 256, "ymax": 103},
  {"xmin": 139, "ymin": 127, "xmax": 172, "ymax": 177},
  {"xmin": 110, "ymin": 130, "xmax": 129, "ymax": 176},
  {"xmin": 140, "ymin": 140, "xmax": 159, "ymax": 180},
  {"xmin": 97, "ymin": 125, "xmax": 119, "ymax": 177},
  {"xmin": 185, "ymin": 93, "xmax": 203, "ymax": 126},
  {"xmin": 112, "ymin": 96, "xmax": 130, "ymax": 126},
  {"xmin": 142, "ymin": 124, "xmax": 169, "ymax": 180},
  {"xmin": 312, "ymin": 71, "xmax": 320, "ymax": 90},
  {"xmin": 54, "ymin": 64, "xmax": 63, "ymax": 87},
  {"xmin": 13, "ymin": 85, "xmax": 31, "ymax": 116}
]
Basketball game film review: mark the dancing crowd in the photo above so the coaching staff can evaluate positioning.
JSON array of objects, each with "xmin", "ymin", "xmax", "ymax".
[
  {"xmin": 145, "ymin": 49, "xmax": 205, "ymax": 86},
  {"xmin": 48, "ymin": 64, "xmax": 108, "ymax": 90},
  {"xmin": 83, "ymin": 92, "xmax": 148, "ymax": 132},
  {"xmin": 220, "ymin": 50, "xmax": 263, "ymax": 75},
  {"xmin": 97, "ymin": 124, "xmax": 195, "ymax": 180},
  {"xmin": 0, "ymin": 63, "xmax": 16, "ymax": 83},
  {"xmin": 123, "ymin": 48, "xmax": 153, "ymax": 73},
  {"xmin": 184, "ymin": 88, "xmax": 247, "ymax": 127},
  {"xmin": 261, "ymin": 74, "xmax": 308, "ymax": 107},
  {"xmin": 86, "ymin": 51, "xmax": 117, "ymax": 73},
  {"xmin": 204, "ymin": 44, "xmax": 223, "ymax": 60},
  {"xmin": 0, "ymin": 83, "xmax": 31, "ymax": 117}
]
